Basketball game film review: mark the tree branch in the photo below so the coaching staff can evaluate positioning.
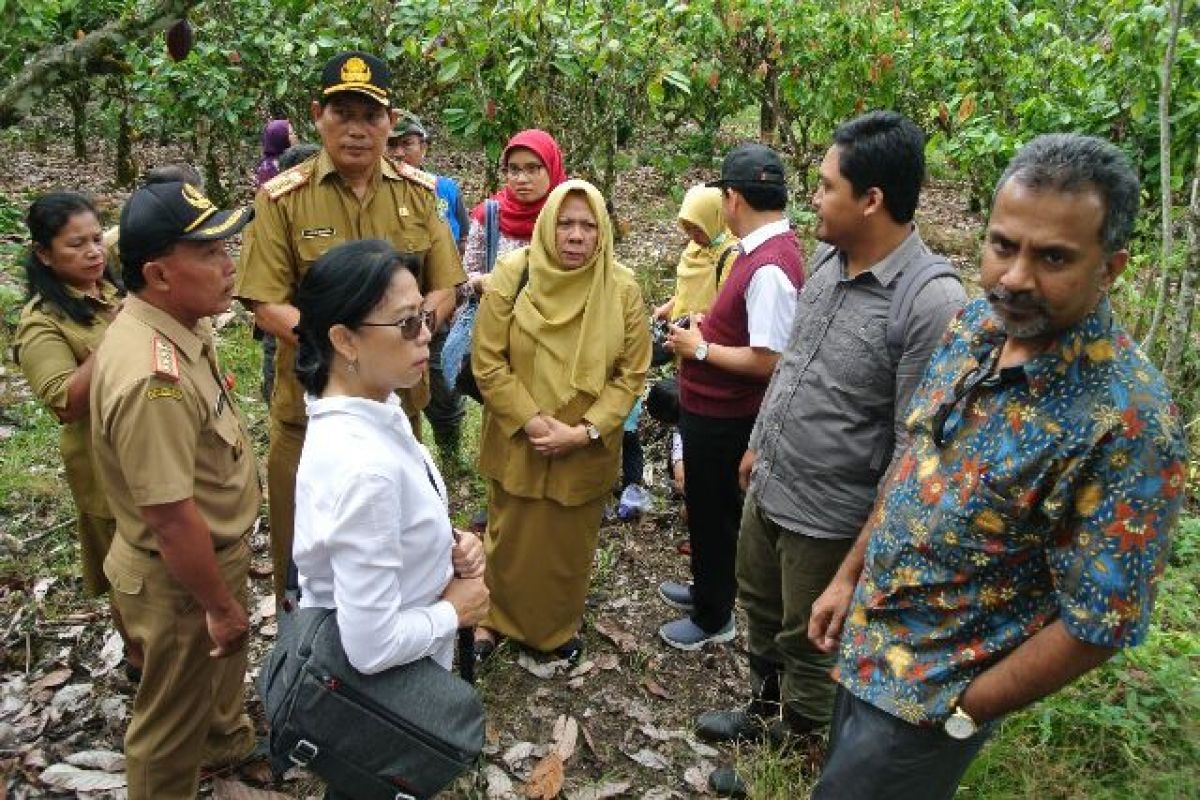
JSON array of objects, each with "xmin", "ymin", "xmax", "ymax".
[{"xmin": 0, "ymin": 0, "xmax": 202, "ymax": 128}]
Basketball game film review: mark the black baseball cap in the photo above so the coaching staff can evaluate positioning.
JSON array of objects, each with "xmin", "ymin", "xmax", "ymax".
[
  {"xmin": 707, "ymin": 144, "xmax": 787, "ymax": 189},
  {"xmin": 119, "ymin": 182, "xmax": 252, "ymax": 269},
  {"xmin": 390, "ymin": 116, "xmax": 428, "ymax": 141},
  {"xmin": 321, "ymin": 51, "xmax": 390, "ymax": 106}
]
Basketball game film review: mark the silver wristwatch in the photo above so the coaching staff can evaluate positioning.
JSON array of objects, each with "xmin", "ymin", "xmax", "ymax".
[
  {"xmin": 694, "ymin": 341, "xmax": 710, "ymax": 361},
  {"xmin": 584, "ymin": 422, "xmax": 601, "ymax": 442},
  {"xmin": 944, "ymin": 706, "xmax": 979, "ymax": 740}
]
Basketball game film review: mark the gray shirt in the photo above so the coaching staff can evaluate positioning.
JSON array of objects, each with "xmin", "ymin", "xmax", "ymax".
[{"xmin": 747, "ymin": 230, "xmax": 967, "ymax": 539}]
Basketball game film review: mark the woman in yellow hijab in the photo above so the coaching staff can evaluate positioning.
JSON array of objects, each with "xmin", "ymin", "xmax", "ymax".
[
  {"xmin": 471, "ymin": 179, "xmax": 651, "ymax": 661},
  {"xmin": 653, "ymin": 185, "xmax": 740, "ymax": 322}
]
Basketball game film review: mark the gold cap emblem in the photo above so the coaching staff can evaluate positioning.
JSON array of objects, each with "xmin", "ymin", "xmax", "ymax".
[
  {"xmin": 181, "ymin": 183, "xmax": 214, "ymax": 211},
  {"xmin": 340, "ymin": 56, "xmax": 371, "ymax": 85}
]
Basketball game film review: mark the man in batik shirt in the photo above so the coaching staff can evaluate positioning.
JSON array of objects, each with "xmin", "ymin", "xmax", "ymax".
[{"xmin": 807, "ymin": 133, "xmax": 1187, "ymax": 800}]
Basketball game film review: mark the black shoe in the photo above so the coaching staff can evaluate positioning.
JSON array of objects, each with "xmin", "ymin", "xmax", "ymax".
[
  {"xmin": 553, "ymin": 636, "xmax": 583, "ymax": 665},
  {"xmin": 473, "ymin": 636, "xmax": 498, "ymax": 665},
  {"xmin": 696, "ymin": 708, "xmax": 772, "ymax": 743},
  {"xmin": 122, "ymin": 660, "xmax": 143, "ymax": 684},
  {"xmin": 709, "ymin": 766, "xmax": 747, "ymax": 798}
]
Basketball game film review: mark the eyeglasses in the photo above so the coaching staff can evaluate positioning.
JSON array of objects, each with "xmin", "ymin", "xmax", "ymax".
[
  {"xmin": 502, "ymin": 163, "xmax": 545, "ymax": 179},
  {"xmin": 930, "ymin": 345, "xmax": 1002, "ymax": 448},
  {"xmin": 359, "ymin": 309, "xmax": 435, "ymax": 340}
]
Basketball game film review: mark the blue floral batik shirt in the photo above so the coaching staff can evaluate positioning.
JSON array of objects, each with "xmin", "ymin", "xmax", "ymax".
[{"xmin": 834, "ymin": 297, "xmax": 1186, "ymax": 726}]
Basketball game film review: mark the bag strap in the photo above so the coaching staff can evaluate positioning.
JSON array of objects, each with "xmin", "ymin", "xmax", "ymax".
[
  {"xmin": 714, "ymin": 243, "xmax": 738, "ymax": 287},
  {"xmin": 483, "ymin": 199, "xmax": 500, "ymax": 274},
  {"xmin": 886, "ymin": 255, "xmax": 961, "ymax": 362}
]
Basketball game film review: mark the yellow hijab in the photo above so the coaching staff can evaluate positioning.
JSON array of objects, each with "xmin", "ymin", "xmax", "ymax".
[
  {"xmin": 674, "ymin": 185, "xmax": 738, "ymax": 320},
  {"xmin": 513, "ymin": 179, "xmax": 625, "ymax": 411}
]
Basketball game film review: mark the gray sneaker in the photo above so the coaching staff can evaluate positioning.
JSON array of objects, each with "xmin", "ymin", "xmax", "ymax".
[
  {"xmin": 659, "ymin": 616, "xmax": 736, "ymax": 651},
  {"xmin": 657, "ymin": 580, "xmax": 694, "ymax": 611}
]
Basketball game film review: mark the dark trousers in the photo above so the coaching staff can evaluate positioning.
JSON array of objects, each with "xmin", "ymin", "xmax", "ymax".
[
  {"xmin": 423, "ymin": 327, "xmax": 465, "ymax": 441},
  {"xmin": 620, "ymin": 429, "xmax": 643, "ymax": 488},
  {"xmin": 812, "ymin": 687, "xmax": 995, "ymax": 800},
  {"xmin": 680, "ymin": 409, "xmax": 755, "ymax": 632}
]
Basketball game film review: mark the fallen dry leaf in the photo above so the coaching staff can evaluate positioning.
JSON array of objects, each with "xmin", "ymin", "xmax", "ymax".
[
  {"xmin": 593, "ymin": 654, "xmax": 620, "ymax": 671},
  {"xmin": 685, "ymin": 737, "xmax": 719, "ymax": 758},
  {"xmin": 551, "ymin": 715, "xmax": 578, "ymax": 761},
  {"xmin": 683, "ymin": 760, "xmax": 715, "ymax": 794},
  {"xmin": 625, "ymin": 748, "xmax": 669, "ymax": 770},
  {"xmin": 640, "ymin": 678, "xmax": 673, "ymax": 700},
  {"xmin": 502, "ymin": 741, "xmax": 538, "ymax": 770},
  {"xmin": 579, "ymin": 722, "xmax": 598, "ymax": 758},
  {"xmin": 65, "ymin": 750, "xmax": 124, "ymax": 772},
  {"xmin": 29, "ymin": 668, "xmax": 72, "ymax": 694},
  {"xmin": 484, "ymin": 762, "xmax": 515, "ymax": 798},
  {"xmin": 518, "ymin": 653, "xmax": 569, "ymax": 679},
  {"xmin": 593, "ymin": 621, "xmax": 638, "ymax": 653},
  {"xmin": 524, "ymin": 752, "xmax": 565, "ymax": 799},
  {"xmin": 211, "ymin": 777, "xmax": 293, "ymax": 799},
  {"xmin": 39, "ymin": 763, "xmax": 126, "ymax": 792},
  {"xmin": 570, "ymin": 779, "xmax": 632, "ymax": 799}
]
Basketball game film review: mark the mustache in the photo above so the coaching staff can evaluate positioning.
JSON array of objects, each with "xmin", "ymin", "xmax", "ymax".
[{"xmin": 986, "ymin": 285, "xmax": 1046, "ymax": 312}]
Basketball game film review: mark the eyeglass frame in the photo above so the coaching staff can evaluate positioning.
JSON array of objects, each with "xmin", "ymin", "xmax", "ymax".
[
  {"xmin": 501, "ymin": 162, "xmax": 546, "ymax": 179},
  {"xmin": 358, "ymin": 308, "xmax": 435, "ymax": 341},
  {"xmin": 930, "ymin": 344, "xmax": 1003, "ymax": 449}
]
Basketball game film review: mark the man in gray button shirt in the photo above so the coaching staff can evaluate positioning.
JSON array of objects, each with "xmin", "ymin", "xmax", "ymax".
[{"xmin": 697, "ymin": 111, "xmax": 968, "ymax": 797}]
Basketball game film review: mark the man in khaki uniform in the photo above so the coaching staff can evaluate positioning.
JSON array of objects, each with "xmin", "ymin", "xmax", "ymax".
[
  {"xmin": 235, "ymin": 50, "xmax": 465, "ymax": 598},
  {"xmin": 91, "ymin": 182, "xmax": 259, "ymax": 800}
]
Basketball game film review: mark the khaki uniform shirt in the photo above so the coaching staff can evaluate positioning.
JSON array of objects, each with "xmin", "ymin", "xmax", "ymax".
[
  {"xmin": 234, "ymin": 150, "xmax": 465, "ymax": 424},
  {"xmin": 13, "ymin": 281, "xmax": 121, "ymax": 517},
  {"xmin": 91, "ymin": 296, "xmax": 261, "ymax": 551},
  {"xmin": 474, "ymin": 253, "xmax": 651, "ymax": 506}
]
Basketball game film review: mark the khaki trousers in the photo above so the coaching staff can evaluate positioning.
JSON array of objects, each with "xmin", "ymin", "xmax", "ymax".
[
  {"xmin": 105, "ymin": 536, "xmax": 255, "ymax": 800},
  {"xmin": 736, "ymin": 495, "xmax": 853, "ymax": 725}
]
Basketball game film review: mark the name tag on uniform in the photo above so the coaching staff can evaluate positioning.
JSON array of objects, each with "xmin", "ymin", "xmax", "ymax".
[
  {"xmin": 398, "ymin": 206, "xmax": 410, "ymax": 217},
  {"xmin": 301, "ymin": 227, "xmax": 336, "ymax": 239}
]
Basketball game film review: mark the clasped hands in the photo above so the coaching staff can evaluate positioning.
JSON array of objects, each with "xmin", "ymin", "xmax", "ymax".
[
  {"xmin": 525, "ymin": 413, "xmax": 589, "ymax": 458},
  {"xmin": 665, "ymin": 312, "xmax": 706, "ymax": 360}
]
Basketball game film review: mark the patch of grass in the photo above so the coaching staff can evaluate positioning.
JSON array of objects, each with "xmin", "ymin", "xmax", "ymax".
[{"xmin": 733, "ymin": 742, "xmax": 819, "ymax": 799}]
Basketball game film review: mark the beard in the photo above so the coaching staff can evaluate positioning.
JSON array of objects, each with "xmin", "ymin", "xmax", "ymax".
[{"xmin": 986, "ymin": 284, "xmax": 1052, "ymax": 339}]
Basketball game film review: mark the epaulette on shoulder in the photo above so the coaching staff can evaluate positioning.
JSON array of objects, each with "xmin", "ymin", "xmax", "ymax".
[
  {"xmin": 151, "ymin": 333, "xmax": 180, "ymax": 382},
  {"xmin": 263, "ymin": 162, "xmax": 313, "ymax": 201},
  {"xmin": 397, "ymin": 161, "xmax": 437, "ymax": 191}
]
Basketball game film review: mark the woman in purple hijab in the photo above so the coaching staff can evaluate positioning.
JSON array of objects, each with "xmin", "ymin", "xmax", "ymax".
[{"xmin": 255, "ymin": 119, "xmax": 295, "ymax": 187}]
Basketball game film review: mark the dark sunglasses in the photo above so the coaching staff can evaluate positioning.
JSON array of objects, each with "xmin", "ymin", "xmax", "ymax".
[
  {"xmin": 930, "ymin": 345, "xmax": 1002, "ymax": 448},
  {"xmin": 359, "ymin": 309, "xmax": 435, "ymax": 340}
]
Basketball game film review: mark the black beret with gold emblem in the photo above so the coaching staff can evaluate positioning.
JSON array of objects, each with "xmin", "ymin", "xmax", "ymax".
[
  {"xmin": 118, "ymin": 181, "xmax": 253, "ymax": 272},
  {"xmin": 320, "ymin": 51, "xmax": 390, "ymax": 106}
]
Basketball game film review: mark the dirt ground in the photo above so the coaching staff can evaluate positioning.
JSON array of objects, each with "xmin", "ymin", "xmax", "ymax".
[{"xmin": 0, "ymin": 129, "xmax": 984, "ymax": 799}]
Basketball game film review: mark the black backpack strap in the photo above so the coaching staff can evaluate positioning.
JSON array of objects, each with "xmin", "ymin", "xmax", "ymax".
[
  {"xmin": 886, "ymin": 255, "xmax": 961, "ymax": 362},
  {"xmin": 714, "ymin": 243, "xmax": 738, "ymax": 287}
]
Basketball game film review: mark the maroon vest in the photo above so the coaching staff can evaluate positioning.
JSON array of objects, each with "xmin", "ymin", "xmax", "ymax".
[{"xmin": 679, "ymin": 229, "xmax": 805, "ymax": 418}]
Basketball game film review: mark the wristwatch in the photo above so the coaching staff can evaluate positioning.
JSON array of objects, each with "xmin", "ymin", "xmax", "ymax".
[
  {"xmin": 694, "ymin": 341, "xmax": 710, "ymax": 361},
  {"xmin": 583, "ymin": 422, "xmax": 601, "ymax": 442},
  {"xmin": 944, "ymin": 705, "xmax": 979, "ymax": 740}
]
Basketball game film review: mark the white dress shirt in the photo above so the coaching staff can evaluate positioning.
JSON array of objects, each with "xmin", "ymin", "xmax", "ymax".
[
  {"xmin": 294, "ymin": 393, "xmax": 458, "ymax": 673},
  {"xmin": 740, "ymin": 218, "xmax": 800, "ymax": 352}
]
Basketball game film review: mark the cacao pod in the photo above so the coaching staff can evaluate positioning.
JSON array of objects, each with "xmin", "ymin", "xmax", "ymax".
[{"xmin": 166, "ymin": 18, "xmax": 193, "ymax": 62}]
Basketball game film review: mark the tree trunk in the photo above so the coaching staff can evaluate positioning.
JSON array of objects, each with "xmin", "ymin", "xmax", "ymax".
[
  {"xmin": 204, "ymin": 134, "xmax": 227, "ymax": 207},
  {"xmin": 1163, "ymin": 141, "xmax": 1200, "ymax": 380},
  {"xmin": 65, "ymin": 83, "xmax": 88, "ymax": 160},
  {"xmin": 1141, "ymin": 0, "xmax": 1184, "ymax": 351},
  {"xmin": 0, "ymin": 0, "xmax": 201, "ymax": 128},
  {"xmin": 115, "ymin": 96, "xmax": 137, "ymax": 187},
  {"xmin": 759, "ymin": 59, "xmax": 778, "ymax": 144}
]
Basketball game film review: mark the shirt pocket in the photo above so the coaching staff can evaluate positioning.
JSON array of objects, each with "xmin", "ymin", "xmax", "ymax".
[
  {"xmin": 826, "ymin": 315, "xmax": 890, "ymax": 390},
  {"xmin": 934, "ymin": 479, "xmax": 1039, "ymax": 570},
  {"xmin": 204, "ymin": 406, "xmax": 248, "ymax": 486},
  {"xmin": 295, "ymin": 232, "xmax": 346, "ymax": 271}
]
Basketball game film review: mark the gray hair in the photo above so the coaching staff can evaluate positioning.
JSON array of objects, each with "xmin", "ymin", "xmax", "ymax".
[{"xmin": 995, "ymin": 134, "xmax": 1139, "ymax": 255}]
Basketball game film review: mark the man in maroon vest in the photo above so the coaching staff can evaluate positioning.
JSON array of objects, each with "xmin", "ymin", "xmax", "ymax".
[{"xmin": 660, "ymin": 144, "xmax": 805, "ymax": 650}]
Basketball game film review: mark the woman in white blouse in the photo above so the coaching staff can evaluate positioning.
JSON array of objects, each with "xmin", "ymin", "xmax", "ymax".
[{"xmin": 291, "ymin": 240, "xmax": 488, "ymax": 676}]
